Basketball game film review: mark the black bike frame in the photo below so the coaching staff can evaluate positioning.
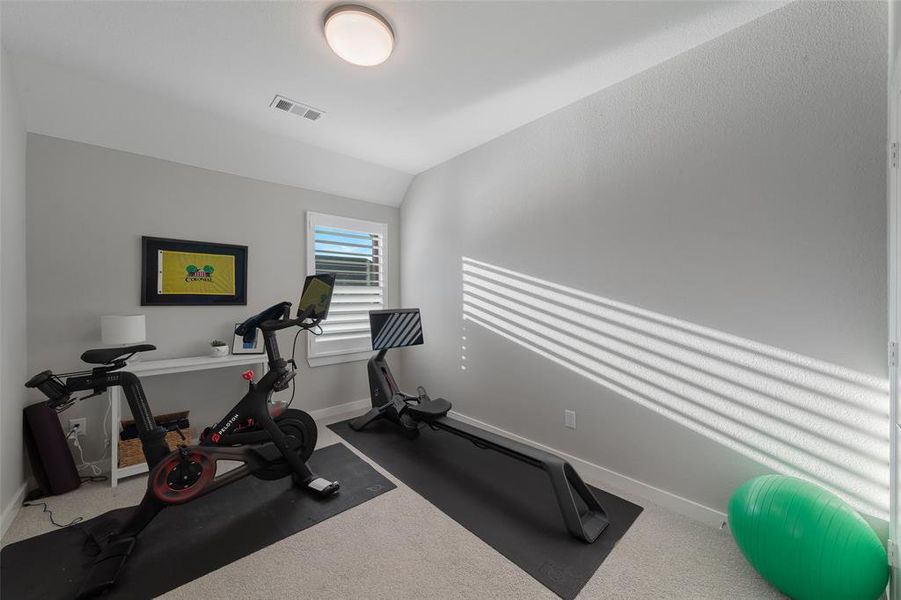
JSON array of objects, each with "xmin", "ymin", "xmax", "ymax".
[
  {"xmin": 199, "ymin": 325, "xmax": 317, "ymax": 488},
  {"xmin": 30, "ymin": 300, "xmax": 337, "ymax": 600},
  {"xmin": 59, "ymin": 313, "xmax": 322, "ymax": 537},
  {"xmin": 63, "ymin": 369, "xmax": 172, "ymax": 469}
]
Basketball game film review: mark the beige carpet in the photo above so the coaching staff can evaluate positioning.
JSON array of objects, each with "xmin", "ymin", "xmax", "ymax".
[{"xmin": 2, "ymin": 416, "xmax": 784, "ymax": 599}]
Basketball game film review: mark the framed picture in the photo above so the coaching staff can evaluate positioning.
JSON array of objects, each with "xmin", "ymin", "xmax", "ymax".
[
  {"xmin": 141, "ymin": 236, "xmax": 248, "ymax": 306},
  {"xmin": 233, "ymin": 323, "xmax": 264, "ymax": 354}
]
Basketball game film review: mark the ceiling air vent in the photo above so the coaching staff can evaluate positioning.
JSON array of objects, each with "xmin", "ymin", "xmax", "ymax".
[{"xmin": 270, "ymin": 95, "xmax": 325, "ymax": 122}]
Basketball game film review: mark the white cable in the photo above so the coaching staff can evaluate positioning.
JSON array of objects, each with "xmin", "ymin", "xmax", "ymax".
[
  {"xmin": 69, "ymin": 429, "xmax": 102, "ymax": 476},
  {"xmin": 101, "ymin": 395, "xmax": 112, "ymax": 457},
  {"xmin": 64, "ymin": 397, "xmax": 112, "ymax": 478}
]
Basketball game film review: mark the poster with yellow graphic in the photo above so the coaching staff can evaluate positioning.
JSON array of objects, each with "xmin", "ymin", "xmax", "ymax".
[{"xmin": 158, "ymin": 250, "xmax": 236, "ymax": 296}]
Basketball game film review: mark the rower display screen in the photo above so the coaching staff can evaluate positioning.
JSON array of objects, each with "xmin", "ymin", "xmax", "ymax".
[{"xmin": 370, "ymin": 309, "xmax": 424, "ymax": 350}]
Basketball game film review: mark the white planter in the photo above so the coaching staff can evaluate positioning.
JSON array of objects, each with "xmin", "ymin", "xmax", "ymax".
[{"xmin": 210, "ymin": 345, "xmax": 229, "ymax": 358}]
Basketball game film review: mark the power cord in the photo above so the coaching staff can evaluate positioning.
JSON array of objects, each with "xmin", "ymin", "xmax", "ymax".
[
  {"xmin": 22, "ymin": 471, "xmax": 106, "ymax": 531},
  {"xmin": 101, "ymin": 394, "xmax": 112, "ymax": 456},
  {"xmin": 21, "ymin": 499, "xmax": 100, "ymax": 554},
  {"xmin": 81, "ymin": 475, "xmax": 108, "ymax": 483},
  {"xmin": 284, "ymin": 323, "xmax": 323, "ymax": 410},
  {"xmin": 21, "ymin": 502, "xmax": 83, "ymax": 528},
  {"xmin": 66, "ymin": 426, "xmax": 103, "ymax": 477},
  {"xmin": 285, "ymin": 328, "xmax": 302, "ymax": 409}
]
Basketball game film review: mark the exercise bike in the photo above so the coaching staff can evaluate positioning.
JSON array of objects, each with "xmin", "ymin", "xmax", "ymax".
[{"xmin": 25, "ymin": 274, "xmax": 340, "ymax": 599}]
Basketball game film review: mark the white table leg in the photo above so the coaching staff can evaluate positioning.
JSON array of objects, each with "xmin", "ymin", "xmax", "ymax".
[{"xmin": 109, "ymin": 386, "xmax": 120, "ymax": 488}]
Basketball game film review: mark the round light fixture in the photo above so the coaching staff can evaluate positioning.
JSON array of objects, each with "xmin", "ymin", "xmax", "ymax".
[{"xmin": 324, "ymin": 5, "xmax": 395, "ymax": 67}]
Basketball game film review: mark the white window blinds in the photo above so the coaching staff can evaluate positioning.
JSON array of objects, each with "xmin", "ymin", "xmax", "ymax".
[{"xmin": 306, "ymin": 212, "xmax": 387, "ymax": 365}]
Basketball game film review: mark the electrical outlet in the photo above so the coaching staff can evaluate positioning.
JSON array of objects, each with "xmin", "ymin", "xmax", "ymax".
[
  {"xmin": 69, "ymin": 417, "xmax": 87, "ymax": 436},
  {"xmin": 564, "ymin": 410, "xmax": 576, "ymax": 430}
]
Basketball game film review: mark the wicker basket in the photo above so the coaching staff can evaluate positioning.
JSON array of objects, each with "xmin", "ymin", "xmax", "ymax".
[{"xmin": 118, "ymin": 428, "xmax": 194, "ymax": 468}]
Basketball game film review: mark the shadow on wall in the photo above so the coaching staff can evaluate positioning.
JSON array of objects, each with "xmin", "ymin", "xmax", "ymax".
[{"xmin": 461, "ymin": 257, "xmax": 889, "ymax": 519}]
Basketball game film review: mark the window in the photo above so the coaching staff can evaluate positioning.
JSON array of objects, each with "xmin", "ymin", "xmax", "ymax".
[{"xmin": 306, "ymin": 212, "xmax": 387, "ymax": 366}]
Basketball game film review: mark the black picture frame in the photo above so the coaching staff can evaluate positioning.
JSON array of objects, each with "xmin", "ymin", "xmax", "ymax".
[{"xmin": 141, "ymin": 236, "xmax": 248, "ymax": 306}]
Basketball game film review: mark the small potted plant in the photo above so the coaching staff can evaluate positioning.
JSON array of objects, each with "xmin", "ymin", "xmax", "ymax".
[{"xmin": 210, "ymin": 339, "xmax": 229, "ymax": 358}]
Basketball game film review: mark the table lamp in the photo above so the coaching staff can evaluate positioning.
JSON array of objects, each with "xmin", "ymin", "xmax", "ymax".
[{"xmin": 101, "ymin": 315, "xmax": 146, "ymax": 346}]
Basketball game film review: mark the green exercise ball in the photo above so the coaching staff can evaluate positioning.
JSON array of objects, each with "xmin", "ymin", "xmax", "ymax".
[{"xmin": 729, "ymin": 475, "xmax": 887, "ymax": 600}]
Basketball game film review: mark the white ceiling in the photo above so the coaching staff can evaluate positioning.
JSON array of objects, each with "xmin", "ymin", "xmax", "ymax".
[{"xmin": 1, "ymin": 1, "xmax": 785, "ymax": 205}]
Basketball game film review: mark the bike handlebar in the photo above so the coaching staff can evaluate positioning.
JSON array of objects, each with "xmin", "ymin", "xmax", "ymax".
[
  {"xmin": 25, "ymin": 370, "xmax": 72, "ymax": 408},
  {"xmin": 259, "ymin": 305, "xmax": 321, "ymax": 333}
]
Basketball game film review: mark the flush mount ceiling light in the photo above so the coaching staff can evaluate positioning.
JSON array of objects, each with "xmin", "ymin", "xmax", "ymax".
[{"xmin": 323, "ymin": 4, "xmax": 395, "ymax": 67}]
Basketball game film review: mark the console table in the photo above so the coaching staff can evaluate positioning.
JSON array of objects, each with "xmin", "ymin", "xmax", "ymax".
[{"xmin": 109, "ymin": 354, "xmax": 268, "ymax": 486}]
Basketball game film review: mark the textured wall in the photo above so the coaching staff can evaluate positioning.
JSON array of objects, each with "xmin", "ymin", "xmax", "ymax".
[
  {"xmin": 26, "ymin": 135, "xmax": 399, "ymax": 463},
  {"xmin": 1, "ymin": 47, "xmax": 29, "ymax": 527},
  {"xmin": 399, "ymin": 2, "xmax": 888, "ymax": 517}
]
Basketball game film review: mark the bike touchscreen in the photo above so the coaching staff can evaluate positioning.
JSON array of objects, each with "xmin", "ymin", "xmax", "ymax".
[{"xmin": 298, "ymin": 273, "xmax": 335, "ymax": 319}]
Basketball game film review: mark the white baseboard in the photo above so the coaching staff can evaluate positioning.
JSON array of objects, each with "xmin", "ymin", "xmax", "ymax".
[
  {"xmin": 448, "ymin": 409, "xmax": 728, "ymax": 529},
  {"xmin": 310, "ymin": 398, "xmax": 370, "ymax": 424},
  {"xmin": 1, "ymin": 481, "xmax": 28, "ymax": 539}
]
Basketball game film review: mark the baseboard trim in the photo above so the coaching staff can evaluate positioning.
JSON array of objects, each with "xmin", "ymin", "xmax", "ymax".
[
  {"xmin": 310, "ymin": 398, "xmax": 370, "ymax": 424},
  {"xmin": 1, "ymin": 481, "xmax": 28, "ymax": 539},
  {"xmin": 448, "ymin": 409, "xmax": 728, "ymax": 529}
]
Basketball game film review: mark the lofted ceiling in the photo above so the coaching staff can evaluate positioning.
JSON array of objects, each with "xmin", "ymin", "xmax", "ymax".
[{"xmin": 1, "ymin": 1, "xmax": 785, "ymax": 205}]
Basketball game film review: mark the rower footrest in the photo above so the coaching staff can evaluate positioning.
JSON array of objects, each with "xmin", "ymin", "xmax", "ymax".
[
  {"xmin": 547, "ymin": 461, "xmax": 609, "ymax": 543},
  {"xmin": 433, "ymin": 416, "xmax": 609, "ymax": 543},
  {"xmin": 579, "ymin": 510, "xmax": 610, "ymax": 543}
]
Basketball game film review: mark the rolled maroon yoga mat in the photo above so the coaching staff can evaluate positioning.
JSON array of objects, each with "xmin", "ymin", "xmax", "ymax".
[{"xmin": 23, "ymin": 402, "xmax": 80, "ymax": 496}]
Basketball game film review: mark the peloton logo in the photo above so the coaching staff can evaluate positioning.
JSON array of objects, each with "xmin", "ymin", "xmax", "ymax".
[
  {"xmin": 185, "ymin": 264, "xmax": 215, "ymax": 282},
  {"xmin": 216, "ymin": 413, "xmax": 240, "ymax": 438}
]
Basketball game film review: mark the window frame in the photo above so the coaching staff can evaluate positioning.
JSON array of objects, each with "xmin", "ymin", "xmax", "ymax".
[{"xmin": 305, "ymin": 211, "xmax": 387, "ymax": 367}]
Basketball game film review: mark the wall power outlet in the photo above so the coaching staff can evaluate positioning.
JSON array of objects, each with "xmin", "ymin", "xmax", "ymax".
[
  {"xmin": 564, "ymin": 410, "xmax": 576, "ymax": 430},
  {"xmin": 69, "ymin": 417, "xmax": 87, "ymax": 436}
]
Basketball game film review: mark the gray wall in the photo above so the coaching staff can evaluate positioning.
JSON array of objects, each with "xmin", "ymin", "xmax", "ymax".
[
  {"xmin": 1, "ymin": 47, "xmax": 28, "ymax": 524},
  {"xmin": 399, "ymin": 1, "xmax": 888, "ymax": 517},
  {"xmin": 892, "ymin": 0, "xmax": 900, "ymax": 83},
  {"xmin": 26, "ymin": 134, "xmax": 400, "ymax": 461}
]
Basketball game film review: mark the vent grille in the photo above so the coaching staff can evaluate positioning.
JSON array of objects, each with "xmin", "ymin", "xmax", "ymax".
[{"xmin": 270, "ymin": 95, "xmax": 325, "ymax": 122}]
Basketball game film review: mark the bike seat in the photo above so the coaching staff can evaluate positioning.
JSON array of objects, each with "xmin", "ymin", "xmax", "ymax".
[
  {"xmin": 407, "ymin": 397, "xmax": 451, "ymax": 421},
  {"xmin": 81, "ymin": 344, "xmax": 156, "ymax": 365}
]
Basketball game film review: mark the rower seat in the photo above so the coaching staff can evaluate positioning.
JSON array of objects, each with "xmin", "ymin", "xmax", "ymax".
[{"xmin": 407, "ymin": 397, "xmax": 451, "ymax": 421}]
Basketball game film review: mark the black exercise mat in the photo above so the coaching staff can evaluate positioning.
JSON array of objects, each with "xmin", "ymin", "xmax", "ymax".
[
  {"xmin": 1, "ymin": 443, "xmax": 394, "ymax": 600},
  {"xmin": 330, "ymin": 419, "xmax": 643, "ymax": 600}
]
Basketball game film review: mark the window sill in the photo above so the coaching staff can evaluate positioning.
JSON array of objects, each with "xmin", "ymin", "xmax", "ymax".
[{"xmin": 307, "ymin": 350, "xmax": 373, "ymax": 368}]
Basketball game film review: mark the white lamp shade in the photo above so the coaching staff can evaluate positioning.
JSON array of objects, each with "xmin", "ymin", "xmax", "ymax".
[{"xmin": 101, "ymin": 315, "xmax": 146, "ymax": 345}]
